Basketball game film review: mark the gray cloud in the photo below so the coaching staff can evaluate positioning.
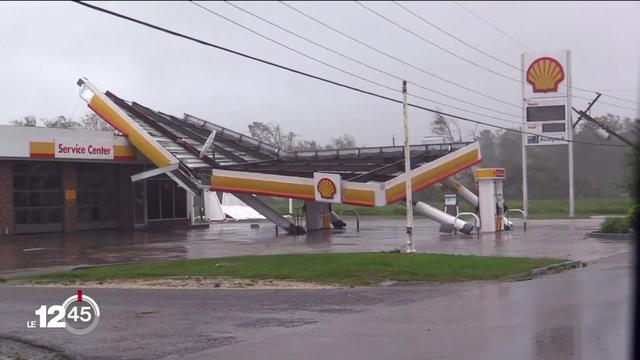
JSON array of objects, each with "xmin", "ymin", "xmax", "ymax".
[{"xmin": 1, "ymin": 1, "xmax": 638, "ymax": 146}]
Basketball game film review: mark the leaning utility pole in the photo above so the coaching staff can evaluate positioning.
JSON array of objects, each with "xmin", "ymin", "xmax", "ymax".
[
  {"xmin": 402, "ymin": 80, "xmax": 415, "ymax": 253},
  {"xmin": 573, "ymin": 108, "xmax": 636, "ymax": 147}
]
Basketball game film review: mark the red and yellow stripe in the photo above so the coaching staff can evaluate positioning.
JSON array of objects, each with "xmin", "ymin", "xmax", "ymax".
[
  {"xmin": 343, "ymin": 187, "xmax": 376, "ymax": 207},
  {"xmin": 29, "ymin": 142, "xmax": 55, "ymax": 158},
  {"xmin": 385, "ymin": 148, "xmax": 480, "ymax": 204},
  {"xmin": 114, "ymin": 145, "xmax": 136, "ymax": 161},
  {"xmin": 211, "ymin": 143, "xmax": 481, "ymax": 207},
  {"xmin": 475, "ymin": 168, "xmax": 505, "ymax": 180},
  {"xmin": 211, "ymin": 175, "xmax": 316, "ymax": 201},
  {"xmin": 88, "ymin": 95, "xmax": 173, "ymax": 167}
]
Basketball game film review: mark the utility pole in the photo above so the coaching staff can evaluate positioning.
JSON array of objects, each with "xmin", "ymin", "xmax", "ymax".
[
  {"xmin": 402, "ymin": 80, "xmax": 415, "ymax": 253},
  {"xmin": 573, "ymin": 108, "xmax": 636, "ymax": 147},
  {"xmin": 573, "ymin": 94, "xmax": 601, "ymax": 128}
]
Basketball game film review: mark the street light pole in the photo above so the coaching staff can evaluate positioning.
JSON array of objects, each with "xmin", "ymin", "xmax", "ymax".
[{"xmin": 402, "ymin": 80, "xmax": 415, "ymax": 253}]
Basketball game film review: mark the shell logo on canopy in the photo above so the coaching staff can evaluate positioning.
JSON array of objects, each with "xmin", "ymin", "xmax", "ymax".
[
  {"xmin": 526, "ymin": 57, "xmax": 565, "ymax": 93},
  {"xmin": 313, "ymin": 172, "xmax": 343, "ymax": 204},
  {"xmin": 317, "ymin": 178, "xmax": 337, "ymax": 199}
]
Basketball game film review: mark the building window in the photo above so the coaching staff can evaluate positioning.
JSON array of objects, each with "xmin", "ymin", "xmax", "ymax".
[
  {"xmin": 146, "ymin": 177, "xmax": 187, "ymax": 220},
  {"xmin": 77, "ymin": 164, "xmax": 118, "ymax": 229},
  {"xmin": 13, "ymin": 161, "xmax": 63, "ymax": 232}
]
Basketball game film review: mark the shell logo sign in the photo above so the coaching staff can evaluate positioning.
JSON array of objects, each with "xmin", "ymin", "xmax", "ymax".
[
  {"xmin": 314, "ymin": 173, "xmax": 342, "ymax": 204},
  {"xmin": 526, "ymin": 57, "xmax": 565, "ymax": 93},
  {"xmin": 317, "ymin": 178, "xmax": 337, "ymax": 200}
]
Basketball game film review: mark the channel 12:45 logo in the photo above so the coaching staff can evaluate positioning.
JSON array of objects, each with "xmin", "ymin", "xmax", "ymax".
[{"xmin": 27, "ymin": 290, "xmax": 100, "ymax": 335}]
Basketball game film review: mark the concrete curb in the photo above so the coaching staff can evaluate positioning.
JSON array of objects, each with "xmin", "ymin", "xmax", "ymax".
[
  {"xmin": 70, "ymin": 262, "xmax": 140, "ymax": 271},
  {"xmin": 507, "ymin": 260, "xmax": 583, "ymax": 282},
  {"xmin": 587, "ymin": 231, "xmax": 635, "ymax": 240}
]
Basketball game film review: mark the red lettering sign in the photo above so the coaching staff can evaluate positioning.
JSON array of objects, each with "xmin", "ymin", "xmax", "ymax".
[{"xmin": 55, "ymin": 139, "xmax": 114, "ymax": 160}]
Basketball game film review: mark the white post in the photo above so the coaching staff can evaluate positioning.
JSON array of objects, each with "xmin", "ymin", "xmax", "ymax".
[
  {"xmin": 402, "ymin": 80, "xmax": 415, "ymax": 253},
  {"xmin": 521, "ymin": 53, "xmax": 529, "ymax": 218},
  {"xmin": 289, "ymin": 198, "xmax": 293, "ymax": 215},
  {"xmin": 187, "ymin": 192, "xmax": 195, "ymax": 225},
  {"xmin": 567, "ymin": 50, "xmax": 575, "ymax": 218}
]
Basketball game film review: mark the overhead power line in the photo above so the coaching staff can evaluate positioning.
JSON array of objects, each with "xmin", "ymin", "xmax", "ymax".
[
  {"xmin": 595, "ymin": 89, "xmax": 638, "ymax": 92},
  {"xmin": 356, "ymin": 1, "xmax": 521, "ymax": 83},
  {"xmin": 191, "ymin": 1, "xmax": 520, "ymax": 125},
  {"xmin": 392, "ymin": 1, "xmax": 520, "ymax": 72},
  {"xmin": 279, "ymin": 1, "xmax": 522, "ymax": 110},
  {"xmin": 359, "ymin": 1, "xmax": 639, "ymax": 110},
  {"xmin": 571, "ymin": 85, "xmax": 640, "ymax": 106},
  {"xmin": 449, "ymin": 1, "xmax": 640, "ymax": 107},
  {"xmin": 452, "ymin": 1, "xmax": 533, "ymax": 51},
  {"xmin": 370, "ymin": 1, "xmax": 639, "ymax": 111},
  {"xmin": 71, "ymin": 1, "xmax": 629, "ymax": 147},
  {"xmin": 220, "ymin": 1, "xmax": 521, "ymax": 121},
  {"xmin": 571, "ymin": 92, "xmax": 638, "ymax": 111}
]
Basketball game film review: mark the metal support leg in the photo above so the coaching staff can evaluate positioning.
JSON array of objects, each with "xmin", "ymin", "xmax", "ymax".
[{"xmin": 232, "ymin": 193, "xmax": 305, "ymax": 235}]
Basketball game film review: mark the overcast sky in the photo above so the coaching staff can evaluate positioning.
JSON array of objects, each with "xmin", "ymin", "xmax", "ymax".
[{"xmin": 1, "ymin": 1, "xmax": 638, "ymax": 146}]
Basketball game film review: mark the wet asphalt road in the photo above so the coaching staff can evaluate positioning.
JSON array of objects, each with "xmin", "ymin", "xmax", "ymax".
[{"xmin": 0, "ymin": 252, "xmax": 631, "ymax": 360}]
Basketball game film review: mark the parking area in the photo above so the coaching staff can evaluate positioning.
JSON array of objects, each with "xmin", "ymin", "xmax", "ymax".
[{"xmin": 0, "ymin": 217, "xmax": 631, "ymax": 277}]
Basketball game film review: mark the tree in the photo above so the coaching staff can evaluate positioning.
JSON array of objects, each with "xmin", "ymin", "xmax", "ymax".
[
  {"xmin": 430, "ymin": 113, "xmax": 462, "ymax": 142},
  {"xmin": 326, "ymin": 134, "xmax": 356, "ymax": 149},
  {"xmin": 475, "ymin": 129, "xmax": 498, "ymax": 167},
  {"xmin": 10, "ymin": 115, "xmax": 37, "ymax": 127},
  {"xmin": 80, "ymin": 112, "xmax": 113, "ymax": 132},
  {"xmin": 41, "ymin": 115, "xmax": 81, "ymax": 129},
  {"xmin": 247, "ymin": 121, "xmax": 298, "ymax": 150},
  {"xmin": 248, "ymin": 121, "xmax": 276, "ymax": 143},
  {"xmin": 248, "ymin": 122, "xmax": 358, "ymax": 151},
  {"xmin": 294, "ymin": 140, "xmax": 322, "ymax": 151}
]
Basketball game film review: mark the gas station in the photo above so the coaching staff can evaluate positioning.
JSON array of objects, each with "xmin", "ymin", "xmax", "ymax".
[
  {"xmin": 0, "ymin": 77, "xmax": 533, "ymax": 238},
  {"xmin": 78, "ymin": 77, "xmax": 525, "ymax": 238},
  {"xmin": 0, "ymin": 56, "xmax": 581, "ymax": 239},
  {"xmin": 0, "ymin": 1, "xmax": 635, "ymax": 358}
]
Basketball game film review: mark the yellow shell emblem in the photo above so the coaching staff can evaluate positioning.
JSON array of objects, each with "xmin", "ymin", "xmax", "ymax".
[
  {"xmin": 317, "ymin": 178, "xmax": 337, "ymax": 199},
  {"xmin": 526, "ymin": 57, "xmax": 564, "ymax": 93}
]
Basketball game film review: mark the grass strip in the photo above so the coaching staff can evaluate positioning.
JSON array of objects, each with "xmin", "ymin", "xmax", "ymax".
[{"xmin": 25, "ymin": 253, "xmax": 563, "ymax": 287}]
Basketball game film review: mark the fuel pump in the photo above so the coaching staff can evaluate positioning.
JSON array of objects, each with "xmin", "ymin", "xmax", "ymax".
[{"xmin": 475, "ymin": 168, "xmax": 506, "ymax": 233}]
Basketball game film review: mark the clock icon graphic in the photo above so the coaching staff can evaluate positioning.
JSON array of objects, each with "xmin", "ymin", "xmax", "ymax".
[{"xmin": 60, "ymin": 290, "xmax": 101, "ymax": 335}]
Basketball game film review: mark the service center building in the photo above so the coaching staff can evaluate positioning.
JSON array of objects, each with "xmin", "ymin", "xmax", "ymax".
[{"xmin": 0, "ymin": 125, "xmax": 189, "ymax": 234}]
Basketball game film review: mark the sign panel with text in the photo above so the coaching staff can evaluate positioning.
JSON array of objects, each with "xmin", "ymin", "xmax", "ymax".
[
  {"xmin": 55, "ymin": 138, "xmax": 114, "ymax": 160},
  {"xmin": 522, "ymin": 51, "xmax": 571, "ymax": 146}
]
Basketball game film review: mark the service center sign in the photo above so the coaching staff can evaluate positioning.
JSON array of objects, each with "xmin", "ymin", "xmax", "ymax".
[{"xmin": 55, "ymin": 138, "xmax": 114, "ymax": 160}]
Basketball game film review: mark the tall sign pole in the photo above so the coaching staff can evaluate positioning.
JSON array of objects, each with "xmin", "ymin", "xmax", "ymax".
[
  {"xmin": 521, "ymin": 54, "xmax": 529, "ymax": 218},
  {"xmin": 522, "ymin": 51, "xmax": 572, "ymax": 217},
  {"xmin": 402, "ymin": 80, "xmax": 415, "ymax": 253},
  {"xmin": 567, "ymin": 51, "xmax": 575, "ymax": 217}
]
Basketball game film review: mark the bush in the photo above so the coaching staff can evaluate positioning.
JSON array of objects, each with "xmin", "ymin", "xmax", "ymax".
[
  {"xmin": 599, "ymin": 217, "xmax": 631, "ymax": 234},
  {"xmin": 627, "ymin": 205, "xmax": 639, "ymax": 230}
]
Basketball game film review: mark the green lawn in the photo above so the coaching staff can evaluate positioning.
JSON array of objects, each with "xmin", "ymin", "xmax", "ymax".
[
  {"xmin": 504, "ymin": 198, "xmax": 632, "ymax": 219},
  {"xmin": 26, "ymin": 253, "xmax": 563, "ymax": 286},
  {"xmin": 267, "ymin": 197, "xmax": 631, "ymax": 219}
]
